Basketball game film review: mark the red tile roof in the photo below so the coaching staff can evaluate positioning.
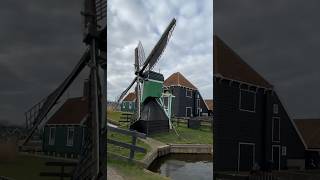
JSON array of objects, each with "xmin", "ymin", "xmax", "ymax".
[
  {"xmin": 164, "ymin": 72, "xmax": 197, "ymax": 90},
  {"xmin": 214, "ymin": 35, "xmax": 273, "ymax": 88},
  {"xmin": 123, "ymin": 92, "xmax": 136, "ymax": 101},
  {"xmin": 204, "ymin": 99, "xmax": 213, "ymax": 111},
  {"xmin": 295, "ymin": 119, "xmax": 320, "ymax": 149},
  {"xmin": 47, "ymin": 97, "xmax": 88, "ymax": 125}
]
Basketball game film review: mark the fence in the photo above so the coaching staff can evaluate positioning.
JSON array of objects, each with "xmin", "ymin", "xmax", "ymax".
[
  {"xmin": 107, "ymin": 125, "xmax": 146, "ymax": 160},
  {"xmin": 39, "ymin": 161, "xmax": 77, "ymax": 180}
]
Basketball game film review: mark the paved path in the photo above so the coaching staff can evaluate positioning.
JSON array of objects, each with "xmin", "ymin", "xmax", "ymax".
[{"xmin": 107, "ymin": 166, "xmax": 124, "ymax": 180}]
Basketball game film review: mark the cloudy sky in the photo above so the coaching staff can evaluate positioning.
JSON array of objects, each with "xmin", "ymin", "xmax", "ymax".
[
  {"xmin": 215, "ymin": 0, "xmax": 320, "ymax": 119},
  {"xmin": 0, "ymin": 0, "xmax": 87, "ymax": 125},
  {"xmin": 107, "ymin": 0, "xmax": 213, "ymax": 101}
]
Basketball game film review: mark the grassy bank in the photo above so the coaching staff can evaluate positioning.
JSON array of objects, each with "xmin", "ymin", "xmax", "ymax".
[{"xmin": 151, "ymin": 123, "xmax": 213, "ymax": 144}]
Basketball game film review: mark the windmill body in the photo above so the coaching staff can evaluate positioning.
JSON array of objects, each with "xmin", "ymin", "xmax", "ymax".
[{"xmin": 130, "ymin": 70, "xmax": 171, "ymax": 135}]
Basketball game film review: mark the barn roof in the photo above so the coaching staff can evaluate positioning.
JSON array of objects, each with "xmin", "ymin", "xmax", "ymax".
[
  {"xmin": 294, "ymin": 119, "xmax": 320, "ymax": 149},
  {"xmin": 164, "ymin": 72, "xmax": 197, "ymax": 90},
  {"xmin": 204, "ymin": 99, "xmax": 213, "ymax": 111},
  {"xmin": 123, "ymin": 92, "xmax": 136, "ymax": 101},
  {"xmin": 214, "ymin": 35, "xmax": 273, "ymax": 88},
  {"xmin": 46, "ymin": 97, "xmax": 88, "ymax": 125}
]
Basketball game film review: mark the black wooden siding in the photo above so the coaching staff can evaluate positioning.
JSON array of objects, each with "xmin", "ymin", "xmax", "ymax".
[
  {"xmin": 213, "ymin": 77, "xmax": 305, "ymax": 171},
  {"xmin": 168, "ymin": 86, "xmax": 208, "ymax": 117}
]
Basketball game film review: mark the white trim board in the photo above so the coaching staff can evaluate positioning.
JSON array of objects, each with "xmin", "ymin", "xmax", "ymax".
[
  {"xmin": 272, "ymin": 117, "xmax": 281, "ymax": 143},
  {"xmin": 272, "ymin": 145, "xmax": 281, "ymax": 171},
  {"xmin": 185, "ymin": 107, "xmax": 192, "ymax": 117}
]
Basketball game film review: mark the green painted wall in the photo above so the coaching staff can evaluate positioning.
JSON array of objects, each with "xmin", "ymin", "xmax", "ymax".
[
  {"xmin": 43, "ymin": 125, "xmax": 85, "ymax": 156},
  {"xmin": 121, "ymin": 101, "xmax": 136, "ymax": 112},
  {"xmin": 141, "ymin": 81, "xmax": 163, "ymax": 102}
]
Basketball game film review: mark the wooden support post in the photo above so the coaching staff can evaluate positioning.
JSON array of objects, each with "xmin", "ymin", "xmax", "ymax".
[{"xmin": 129, "ymin": 135, "xmax": 137, "ymax": 160}]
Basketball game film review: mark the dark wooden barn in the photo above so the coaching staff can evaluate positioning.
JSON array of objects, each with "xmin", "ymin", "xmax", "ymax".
[
  {"xmin": 295, "ymin": 119, "xmax": 320, "ymax": 169},
  {"xmin": 213, "ymin": 35, "xmax": 306, "ymax": 172},
  {"xmin": 164, "ymin": 72, "xmax": 209, "ymax": 118}
]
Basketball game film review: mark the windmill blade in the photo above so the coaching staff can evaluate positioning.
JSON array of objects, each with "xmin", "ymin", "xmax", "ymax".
[
  {"xmin": 137, "ymin": 41, "xmax": 146, "ymax": 67},
  {"xmin": 140, "ymin": 18, "xmax": 176, "ymax": 74},
  {"xmin": 116, "ymin": 77, "xmax": 138, "ymax": 104}
]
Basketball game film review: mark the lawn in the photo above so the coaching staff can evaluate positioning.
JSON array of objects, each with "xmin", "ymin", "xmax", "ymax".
[
  {"xmin": 0, "ymin": 155, "xmax": 73, "ymax": 180},
  {"xmin": 107, "ymin": 155, "xmax": 169, "ymax": 180},
  {"xmin": 107, "ymin": 110, "xmax": 213, "ymax": 145},
  {"xmin": 107, "ymin": 110, "xmax": 133, "ymax": 127},
  {"xmin": 151, "ymin": 123, "xmax": 213, "ymax": 144}
]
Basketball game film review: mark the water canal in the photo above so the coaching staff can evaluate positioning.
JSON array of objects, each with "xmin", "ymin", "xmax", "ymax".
[{"xmin": 148, "ymin": 153, "xmax": 213, "ymax": 180}]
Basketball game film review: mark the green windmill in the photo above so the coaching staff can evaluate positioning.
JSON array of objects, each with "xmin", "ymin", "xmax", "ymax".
[{"xmin": 117, "ymin": 18, "xmax": 176, "ymax": 135}]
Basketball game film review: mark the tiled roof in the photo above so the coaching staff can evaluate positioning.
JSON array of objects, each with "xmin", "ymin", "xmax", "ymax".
[
  {"xmin": 123, "ymin": 92, "xmax": 136, "ymax": 101},
  {"xmin": 204, "ymin": 99, "xmax": 213, "ymax": 111},
  {"xmin": 295, "ymin": 119, "xmax": 320, "ymax": 149},
  {"xmin": 47, "ymin": 97, "xmax": 88, "ymax": 125},
  {"xmin": 214, "ymin": 35, "xmax": 273, "ymax": 88},
  {"xmin": 164, "ymin": 72, "xmax": 197, "ymax": 90}
]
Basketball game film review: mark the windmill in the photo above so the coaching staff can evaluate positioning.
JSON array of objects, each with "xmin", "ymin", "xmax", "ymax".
[
  {"xmin": 22, "ymin": 0, "xmax": 107, "ymax": 179},
  {"xmin": 116, "ymin": 18, "xmax": 176, "ymax": 135}
]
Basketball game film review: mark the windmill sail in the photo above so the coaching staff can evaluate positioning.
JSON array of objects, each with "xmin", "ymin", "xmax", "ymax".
[{"xmin": 140, "ymin": 18, "xmax": 176, "ymax": 73}]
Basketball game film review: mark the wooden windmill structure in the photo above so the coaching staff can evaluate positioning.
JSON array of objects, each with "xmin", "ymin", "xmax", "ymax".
[
  {"xmin": 22, "ymin": 0, "xmax": 107, "ymax": 179},
  {"xmin": 117, "ymin": 18, "xmax": 176, "ymax": 135}
]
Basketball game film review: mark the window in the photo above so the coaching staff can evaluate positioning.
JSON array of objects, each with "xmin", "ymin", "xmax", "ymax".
[
  {"xmin": 129, "ymin": 102, "xmax": 132, "ymax": 109},
  {"xmin": 273, "ymin": 104, "xmax": 279, "ymax": 114},
  {"xmin": 122, "ymin": 102, "xmax": 125, "ymax": 108},
  {"xmin": 272, "ymin": 117, "xmax": 280, "ymax": 142},
  {"xmin": 239, "ymin": 89, "xmax": 256, "ymax": 112},
  {"xmin": 49, "ymin": 127, "xmax": 55, "ymax": 145},
  {"xmin": 66, "ymin": 127, "xmax": 74, "ymax": 147},
  {"xmin": 197, "ymin": 99, "xmax": 200, "ymax": 108},
  {"xmin": 186, "ymin": 107, "xmax": 192, "ymax": 117},
  {"xmin": 281, "ymin": 146, "xmax": 287, "ymax": 156},
  {"xmin": 186, "ymin": 89, "xmax": 192, "ymax": 98}
]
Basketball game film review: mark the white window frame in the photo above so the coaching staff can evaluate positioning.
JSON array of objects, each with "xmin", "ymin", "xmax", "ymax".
[
  {"xmin": 122, "ymin": 102, "xmax": 126, "ymax": 109},
  {"xmin": 129, "ymin": 102, "xmax": 132, "ymax": 109},
  {"xmin": 186, "ymin": 89, "xmax": 192, "ymax": 98},
  {"xmin": 185, "ymin": 107, "xmax": 192, "ymax": 117},
  {"xmin": 272, "ymin": 117, "xmax": 281, "ymax": 142},
  {"xmin": 66, "ymin": 127, "xmax": 74, "ymax": 147},
  {"xmin": 48, "ymin": 127, "xmax": 56, "ymax": 146},
  {"xmin": 273, "ymin": 104, "xmax": 279, "ymax": 114},
  {"xmin": 197, "ymin": 99, "xmax": 200, "ymax": 108},
  {"xmin": 281, "ymin": 146, "xmax": 287, "ymax": 156},
  {"xmin": 238, "ymin": 142, "xmax": 255, "ymax": 172},
  {"xmin": 239, "ymin": 89, "xmax": 256, "ymax": 113},
  {"xmin": 272, "ymin": 145, "xmax": 281, "ymax": 170}
]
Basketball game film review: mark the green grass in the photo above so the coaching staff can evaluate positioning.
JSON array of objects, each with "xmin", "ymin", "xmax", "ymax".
[
  {"xmin": 107, "ymin": 131, "xmax": 151, "ymax": 160},
  {"xmin": 108, "ymin": 155, "xmax": 169, "ymax": 180},
  {"xmin": 0, "ymin": 155, "xmax": 73, "ymax": 180},
  {"xmin": 151, "ymin": 123, "xmax": 213, "ymax": 144},
  {"xmin": 107, "ymin": 111, "xmax": 133, "ymax": 127}
]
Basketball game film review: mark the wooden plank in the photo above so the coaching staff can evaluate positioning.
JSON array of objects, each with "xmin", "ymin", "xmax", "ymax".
[
  {"xmin": 129, "ymin": 136, "xmax": 137, "ymax": 160},
  {"xmin": 107, "ymin": 125, "xmax": 146, "ymax": 138},
  {"xmin": 39, "ymin": 172, "xmax": 73, "ymax": 177},
  {"xmin": 107, "ymin": 138, "xmax": 146, "ymax": 153},
  {"xmin": 45, "ymin": 161, "xmax": 78, "ymax": 167}
]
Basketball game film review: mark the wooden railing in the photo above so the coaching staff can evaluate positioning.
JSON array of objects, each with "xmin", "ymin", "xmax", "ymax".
[
  {"xmin": 39, "ymin": 161, "xmax": 77, "ymax": 180},
  {"xmin": 214, "ymin": 172, "xmax": 279, "ymax": 180},
  {"xmin": 107, "ymin": 125, "xmax": 146, "ymax": 160}
]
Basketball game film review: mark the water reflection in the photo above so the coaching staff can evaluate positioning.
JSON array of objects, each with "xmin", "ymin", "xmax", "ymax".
[{"xmin": 148, "ymin": 154, "xmax": 213, "ymax": 180}]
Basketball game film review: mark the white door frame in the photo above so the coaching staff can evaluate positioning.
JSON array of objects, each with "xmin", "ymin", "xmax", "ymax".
[
  {"xmin": 272, "ymin": 145, "xmax": 281, "ymax": 170},
  {"xmin": 185, "ymin": 107, "xmax": 192, "ymax": 117},
  {"xmin": 237, "ymin": 142, "xmax": 255, "ymax": 171}
]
